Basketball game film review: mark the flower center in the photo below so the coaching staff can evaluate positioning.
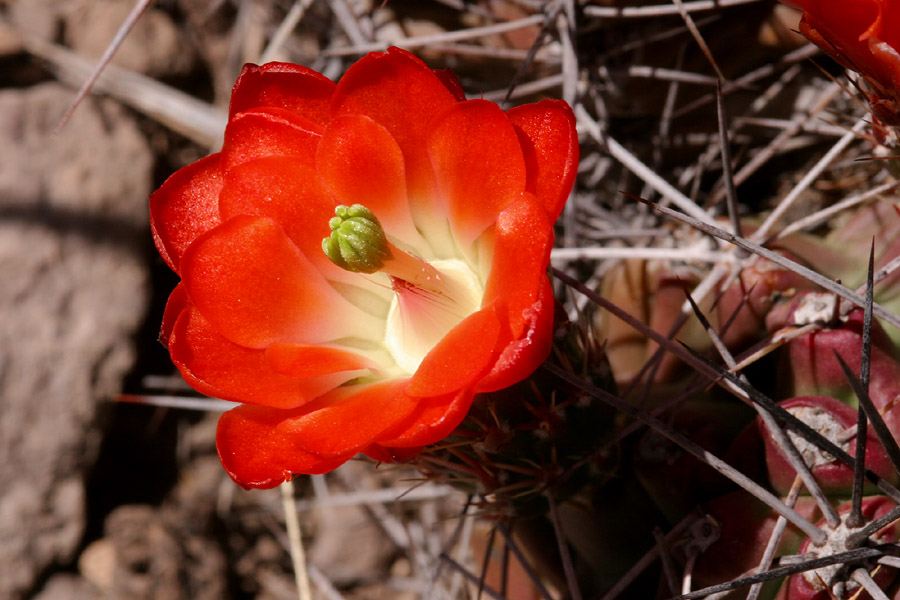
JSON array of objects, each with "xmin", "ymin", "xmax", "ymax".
[
  {"xmin": 385, "ymin": 257, "xmax": 482, "ymax": 373},
  {"xmin": 324, "ymin": 205, "xmax": 483, "ymax": 374}
]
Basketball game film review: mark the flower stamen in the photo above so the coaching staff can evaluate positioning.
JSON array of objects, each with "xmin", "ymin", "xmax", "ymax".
[{"xmin": 323, "ymin": 204, "xmax": 483, "ymax": 373}]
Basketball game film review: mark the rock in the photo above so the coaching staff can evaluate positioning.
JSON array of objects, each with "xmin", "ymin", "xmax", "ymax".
[
  {"xmin": 0, "ymin": 83, "xmax": 151, "ymax": 599},
  {"xmin": 79, "ymin": 504, "xmax": 227, "ymax": 600},
  {"xmin": 64, "ymin": 0, "xmax": 196, "ymax": 78},
  {"xmin": 6, "ymin": 0, "xmax": 66, "ymax": 42},
  {"xmin": 32, "ymin": 574, "xmax": 97, "ymax": 600}
]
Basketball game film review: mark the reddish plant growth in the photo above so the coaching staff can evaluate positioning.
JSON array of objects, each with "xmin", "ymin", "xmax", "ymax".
[{"xmin": 781, "ymin": 0, "xmax": 900, "ymax": 126}]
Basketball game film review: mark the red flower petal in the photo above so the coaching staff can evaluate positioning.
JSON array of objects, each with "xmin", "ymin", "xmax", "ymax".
[
  {"xmin": 288, "ymin": 379, "xmax": 418, "ymax": 457},
  {"xmin": 427, "ymin": 100, "xmax": 527, "ymax": 246},
  {"xmin": 218, "ymin": 156, "xmax": 356, "ymax": 283},
  {"xmin": 376, "ymin": 388, "xmax": 474, "ymax": 448},
  {"xmin": 483, "ymin": 193, "xmax": 555, "ymax": 335},
  {"xmin": 170, "ymin": 306, "xmax": 356, "ymax": 408},
  {"xmin": 477, "ymin": 278, "xmax": 554, "ymax": 393},
  {"xmin": 406, "ymin": 305, "xmax": 501, "ymax": 397},
  {"xmin": 331, "ymin": 47, "xmax": 459, "ymax": 222},
  {"xmin": 476, "ymin": 194, "xmax": 555, "ymax": 392},
  {"xmin": 432, "ymin": 68, "xmax": 466, "ymax": 101},
  {"xmin": 181, "ymin": 215, "xmax": 380, "ymax": 349},
  {"xmin": 878, "ymin": 0, "xmax": 900, "ymax": 49},
  {"xmin": 229, "ymin": 62, "xmax": 336, "ymax": 126},
  {"xmin": 221, "ymin": 108, "xmax": 322, "ymax": 172},
  {"xmin": 149, "ymin": 153, "xmax": 223, "ymax": 273},
  {"xmin": 159, "ymin": 283, "xmax": 188, "ymax": 347},
  {"xmin": 316, "ymin": 114, "xmax": 424, "ymax": 247},
  {"xmin": 265, "ymin": 343, "xmax": 375, "ymax": 378},
  {"xmin": 217, "ymin": 405, "xmax": 348, "ymax": 489},
  {"xmin": 507, "ymin": 100, "xmax": 579, "ymax": 221}
]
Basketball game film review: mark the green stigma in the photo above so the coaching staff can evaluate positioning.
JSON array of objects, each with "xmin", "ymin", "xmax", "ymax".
[{"xmin": 322, "ymin": 204, "xmax": 392, "ymax": 273}]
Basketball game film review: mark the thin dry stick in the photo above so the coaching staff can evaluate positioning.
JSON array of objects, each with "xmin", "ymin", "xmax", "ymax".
[
  {"xmin": 635, "ymin": 197, "xmax": 900, "ymax": 332},
  {"xmin": 851, "ymin": 568, "xmax": 891, "ymax": 600},
  {"xmin": 584, "ymin": 0, "xmax": 764, "ymax": 17},
  {"xmin": 330, "ymin": 0, "xmax": 374, "ymax": 46},
  {"xmin": 117, "ymin": 393, "xmax": 237, "ymax": 412},
  {"xmin": 745, "ymin": 477, "xmax": 804, "ymax": 600},
  {"xmin": 670, "ymin": 0, "xmax": 724, "ymax": 79},
  {"xmin": 324, "ymin": 14, "xmax": 546, "ymax": 55},
  {"xmin": 715, "ymin": 80, "xmax": 744, "ymax": 249},
  {"xmin": 55, "ymin": 0, "xmax": 154, "ymax": 132},
  {"xmin": 625, "ymin": 65, "xmax": 718, "ymax": 85},
  {"xmin": 260, "ymin": 0, "xmax": 316, "ymax": 63},
  {"xmin": 550, "ymin": 246, "xmax": 724, "ymax": 262},
  {"xmin": 576, "ymin": 105, "xmax": 714, "ymax": 224},
  {"xmin": 558, "ymin": 0, "xmax": 579, "ymax": 248},
  {"xmin": 281, "ymin": 480, "xmax": 312, "ymax": 600},
  {"xmin": 26, "ymin": 37, "xmax": 226, "ymax": 147},
  {"xmin": 776, "ymin": 179, "xmax": 900, "ymax": 240},
  {"xmin": 753, "ymin": 118, "xmax": 869, "ymax": 242}
]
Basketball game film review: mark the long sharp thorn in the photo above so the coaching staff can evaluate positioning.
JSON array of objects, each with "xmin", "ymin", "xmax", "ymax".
[
  {"xmin": 685, "ymin": 346, "xmax": 900, "ymax": 503},
  {"xmin": 715, "ymin": 79, "xmax": 746, "ymax": 253},
  {"xmin": 440, "ymin": 554, "xmax": 506, "ymax": 600},
  {"xmin": 545, "ymin": 363, "xmax": 826, "ymax": 544},
  {"xmin": 849, "ymin": 242, "xmax": 876, "ymax": 527},
  {"xmin": 545, "ymin": 492, "xmax": 583, "ymax": 600},
  {"xmin": 862, "ymin": 240, "xmax": 875, "ymax": 389},
  {"xmin": 668, "ymin": 546, "xmax": 889, "ymax": 599},
  {"xmin": 847, "ymin": 503, "xmax": 900, "ymax": 547},
  {"xmin": 632, "ymin": 196, "xmax": 900, "ymax": 333},
  {"xmin": 851, "ymin": 568, "xmax": 892, "ymax": 600},
  {"xmin": 681, "ymin": 286, "xmax": 838, "ymax": 524},
  {"xmin": 476, "ymin": 525, "xmax": 497, "ymax": 600},
  {"xmin": 497, "ymin": 524, "xmax": 555, "ymax": 600},
  {"xmin": 55, "ymin": 0, "xmax": 155, "ymax": 133},
  {"xmin": 833, "ymin": 353, "xmax": 900, "ymax": 479}
]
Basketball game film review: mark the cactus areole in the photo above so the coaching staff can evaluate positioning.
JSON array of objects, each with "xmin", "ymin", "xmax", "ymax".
[{"xmin": 149, "ymin": 47, "xmax": 579, "ymax": 489}]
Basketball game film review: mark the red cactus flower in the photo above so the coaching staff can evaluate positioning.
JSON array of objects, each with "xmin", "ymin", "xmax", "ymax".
[
  {"xmin": 780, "ymin": 0, "xmax": 900, "ymax": 127},
  {"xmin": 149, "ymin": 48, "xmax": 578, "ymax": 489}
]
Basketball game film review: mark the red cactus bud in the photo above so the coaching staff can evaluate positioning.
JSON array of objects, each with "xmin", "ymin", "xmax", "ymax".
[
  {"xmin": 759, "ymin": 396, "xmax": 898, "ymax": 494},
  {"xmin": 776, "ymin": 298, "xmax": 900, "ymax": 437},
  {"xmin": 781, "ymin": 496, "xmax": 900, "ymax": 600},
  {"xmin": 716, "ymin": 252, "xmax": 816, "ymax": 350},
  {"xmin": 693, "ymin": 490, "xmax": 819, "ymax": 587},
  {"xmin": 595, "ymin": 259, "xmax": 709, "ymax": 387}
]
